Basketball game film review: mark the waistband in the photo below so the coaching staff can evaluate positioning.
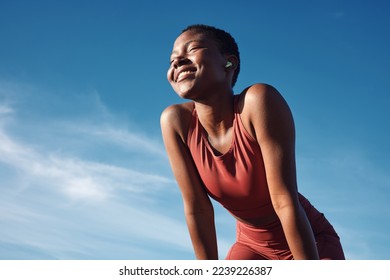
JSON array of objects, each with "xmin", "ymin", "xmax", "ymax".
[{"xmin": 236, "ymin": 219, "xmax": 286, "ymax": 245}]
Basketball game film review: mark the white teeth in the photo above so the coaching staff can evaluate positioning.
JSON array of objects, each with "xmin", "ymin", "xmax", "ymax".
[{"xmin": 177, "ymin": 70, "xmax": 194, "ymax": 81}]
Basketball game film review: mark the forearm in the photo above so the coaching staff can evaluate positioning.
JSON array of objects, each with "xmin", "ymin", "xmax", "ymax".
[
  {"xmin": 185, "ymin": 210, "xmax": 218, "ymax": 259},
  {"xmin": 277, "ymin": 205, "xmax": 319, "ymax": 260}
]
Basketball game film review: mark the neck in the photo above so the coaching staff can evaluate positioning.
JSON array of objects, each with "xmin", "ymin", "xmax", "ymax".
[{"xmin": 194, "ymin": 90, "xmax": 234, "ymax": 138}]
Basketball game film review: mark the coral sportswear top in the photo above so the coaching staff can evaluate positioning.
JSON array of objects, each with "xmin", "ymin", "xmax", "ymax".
[{"xmin": 186, "ymin": 95, "xmax": 276, "ymax": 220}]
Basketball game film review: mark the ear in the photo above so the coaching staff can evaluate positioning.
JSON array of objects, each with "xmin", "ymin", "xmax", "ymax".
[{"xmin": 224, "ymin": 55, "xmax": 238, "ymax": 71}]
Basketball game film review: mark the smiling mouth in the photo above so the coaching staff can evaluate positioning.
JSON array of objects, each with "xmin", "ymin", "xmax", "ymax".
[{"xmin": 176, "ymin": 70, "xmax": 196, "ymax": 82}]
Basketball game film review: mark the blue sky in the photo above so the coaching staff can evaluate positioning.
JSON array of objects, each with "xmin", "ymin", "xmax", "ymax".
[{"xmin": 0, "ymin": 0, "xmax": 389, "ymax": 260}]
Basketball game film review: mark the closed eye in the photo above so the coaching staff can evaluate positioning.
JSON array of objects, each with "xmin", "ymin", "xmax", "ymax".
[
  {"xmin": 188, "ymin": 45, "xmax": 205, "ymax": 53},
  {"xmin": 189, "ymin": 46, "xmax": 200, "ymax": 52}
]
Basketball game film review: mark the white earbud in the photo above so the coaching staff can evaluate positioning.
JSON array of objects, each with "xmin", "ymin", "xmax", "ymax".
[{"xmin": 225, "ymin": 61, "xmax": 233, "ymax": 68}]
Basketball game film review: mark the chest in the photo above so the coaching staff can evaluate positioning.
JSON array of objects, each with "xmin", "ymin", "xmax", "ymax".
[{"xmin": 190, "ymin": 130, "xmax": 270, "ymax": 208}]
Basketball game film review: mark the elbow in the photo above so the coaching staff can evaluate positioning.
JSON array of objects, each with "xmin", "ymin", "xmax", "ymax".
[{"xmin": 271, "ymin": 194, "xmax": 300, "ymax": 219}]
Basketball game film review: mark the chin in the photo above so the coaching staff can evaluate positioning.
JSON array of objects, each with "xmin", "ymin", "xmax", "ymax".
[
  {"xmin": 176, "ymin": 90, "xmax": 195, "ymax": 100},
  {"xmin": 174, "ymin": 82, "xmax": 199, "ymax": 100}
]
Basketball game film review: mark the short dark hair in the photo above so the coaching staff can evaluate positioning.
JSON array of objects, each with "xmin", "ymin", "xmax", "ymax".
[{"xmin": 181, "ymin": 24, "xmax": 240, "ymax": 87}]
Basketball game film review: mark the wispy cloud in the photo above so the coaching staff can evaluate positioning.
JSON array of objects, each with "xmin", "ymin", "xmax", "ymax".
[
  {"xmin": 0, "ymin": 107, "xmax": 171, "ymax": 201},
  {"xmin": 0, "ymin": 80, "xmax": 196, "ymax": 259}
]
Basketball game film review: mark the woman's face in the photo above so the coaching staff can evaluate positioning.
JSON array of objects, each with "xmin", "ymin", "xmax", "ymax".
[{"xmin": 167, "ymin": 30, "xmax": 229, "ymax": 99}]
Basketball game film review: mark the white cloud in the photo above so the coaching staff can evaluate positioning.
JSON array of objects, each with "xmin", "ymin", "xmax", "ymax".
[
  {"xmin": 0, "ymin": 81, "xmax": 193, "ymax": 259},
  {"xmin": 84, "ymin": 125, "xmax": 168, "ymax": 158}
]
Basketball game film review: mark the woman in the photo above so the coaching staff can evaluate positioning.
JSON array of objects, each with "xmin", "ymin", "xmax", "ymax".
[{"xmin": 160, "ymin": 24, "xmax": 345, "ymax": 260}]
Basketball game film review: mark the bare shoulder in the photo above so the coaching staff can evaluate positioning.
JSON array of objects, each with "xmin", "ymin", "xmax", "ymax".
[
  {"xmin": 240, "ymin": 83, "xmax": 289, "ymax": 112},
  {"xmin": 238, "ymin": 83, "xmax": 294, "ymax": 140},
  {"xmin": 160, "ymin": 101, "xmax": 194, "ymax": 141}
]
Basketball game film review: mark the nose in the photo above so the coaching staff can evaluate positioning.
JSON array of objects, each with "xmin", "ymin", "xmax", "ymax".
[{"xmin": 171, "ymin": 56, "xmax": 191, "ymax": 69}]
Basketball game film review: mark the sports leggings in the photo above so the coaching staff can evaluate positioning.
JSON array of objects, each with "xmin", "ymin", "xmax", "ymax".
[{"xmin": 226, "ymin": 198, "xmax": 345, "ymax": 260}]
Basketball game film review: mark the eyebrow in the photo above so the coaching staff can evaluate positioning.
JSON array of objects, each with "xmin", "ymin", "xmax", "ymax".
[{"xmin": 170, "ymin": 39, "xmax": 205, "ymax": 56}]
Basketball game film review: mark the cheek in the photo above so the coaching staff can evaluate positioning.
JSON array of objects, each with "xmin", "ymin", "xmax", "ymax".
[{"xmin": 166, "ymin": 68, "xmax": 172, "ymax": 82}]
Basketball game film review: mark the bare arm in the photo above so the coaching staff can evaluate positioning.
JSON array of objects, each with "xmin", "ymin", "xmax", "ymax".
[
  {"xmin": 160, "ymin": 104, "xmax": 218, "ymax": 259},
  {"xmin": 246, "ymin": 84, "xmax": 319, "ymax": 259}
]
